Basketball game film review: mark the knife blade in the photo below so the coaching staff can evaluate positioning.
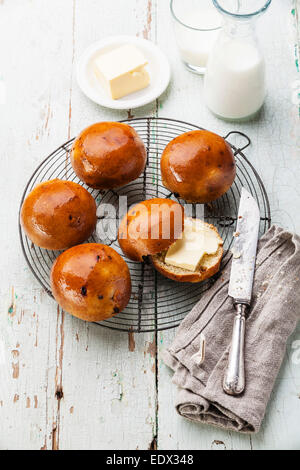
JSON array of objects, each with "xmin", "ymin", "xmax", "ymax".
[
  {"xmin": 228, "ymin": 187, "xmax": 260, "ymax": 304},
  {"xmin": 223, "ymin": 188, "xmax": 260, "ymax": 396}
]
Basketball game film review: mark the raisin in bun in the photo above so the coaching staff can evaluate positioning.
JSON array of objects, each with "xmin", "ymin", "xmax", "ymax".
[
  {"xmin": 20, "ymin": 179, "xmax": 96, "ymax": 250},
  {"xmin": 161, "ymin": 130, "xmax": 235, "ymax": 203},
  {"xmin": 70, "ymin": 122, "xmax": 147, "ymax": 189},
  {"xmin": 50, "ymin": 244, "xmax": 131, "ymax": 322},
  {"xmin": 118, "ymin": 198, "xmax": 184, "ymax": 262}
]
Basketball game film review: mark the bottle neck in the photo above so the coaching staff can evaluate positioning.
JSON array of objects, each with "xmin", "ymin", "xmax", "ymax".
[{"xmin": 222, "ymin": 17, "xmax": 256, "ymax": 38}]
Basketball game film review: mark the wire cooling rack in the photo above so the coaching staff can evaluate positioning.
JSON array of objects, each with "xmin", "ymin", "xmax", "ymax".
[{"xmin": 19, "ymin": 117, "xmax": 271, "ymax": 332}]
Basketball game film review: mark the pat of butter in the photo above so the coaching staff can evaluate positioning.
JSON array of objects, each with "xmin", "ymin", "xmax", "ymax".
[
  {"xmin": 165, "ymin": 219, "xmax": 222, "ymax": 272},
  {"xmin": 94, "ymin": 44, "xmax": 150, "ymax": 99}
]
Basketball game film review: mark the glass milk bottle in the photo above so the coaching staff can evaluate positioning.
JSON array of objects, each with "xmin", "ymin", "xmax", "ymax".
[{"xmin": 204, "ymin": 0, "xmax": 272, "ymax": 121}]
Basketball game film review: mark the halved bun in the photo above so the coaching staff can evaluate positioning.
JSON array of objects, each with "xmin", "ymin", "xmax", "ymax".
[
  {"xmin": 118, "ymin": 198, "xmax": 184, "ymax": 261},
  {"xmin": 151, "ymin": 220, "xmax": 223, "ymax": 283}
]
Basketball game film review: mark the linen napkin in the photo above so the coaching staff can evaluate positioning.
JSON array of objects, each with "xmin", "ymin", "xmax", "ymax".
[{"xmin": 162, "ymin": 225, "xmax": 300, "ymax": 433}]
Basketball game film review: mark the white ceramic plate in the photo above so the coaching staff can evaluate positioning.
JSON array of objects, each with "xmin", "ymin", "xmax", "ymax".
[{"xmin": 76, "ymin": 35, "xmax": 171, "ymax": 110}]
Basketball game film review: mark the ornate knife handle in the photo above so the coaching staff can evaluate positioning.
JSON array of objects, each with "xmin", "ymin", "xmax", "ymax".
[{"xmin": 223, "ymin": 303, "xmax": 248, "ymax": 396}]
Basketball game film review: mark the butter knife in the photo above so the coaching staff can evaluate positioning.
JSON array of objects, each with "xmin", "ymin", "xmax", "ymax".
[{"xmin": 223, "ymin": 188, "xmax": 260, "ymax": 395}]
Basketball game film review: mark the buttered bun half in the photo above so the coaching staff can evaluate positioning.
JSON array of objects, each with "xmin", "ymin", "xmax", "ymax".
[
  {"xmin": 118, "ymin": 198, "xmax": 184, "ymax": 262},
  {"xmin": 20, "ymin": 179, "xmax": 97, "ymax": 250},
  {"xmin": 151, "ymin": 219, "xmax": 223, "ymax": 283},
  {"xmin": 51, "ymin": 243, "xmax": 131, "ymax": 322},
  {"xmin": 161, "ymin": 130, "xmax": 235, "ymax": 203},
  {"xmin": 71, "ymin": 122, "xmax": 147, "ymax": 189},
  {"xmin": 118, "ymin": 198, "xmax": 223, "ymax": 282}
]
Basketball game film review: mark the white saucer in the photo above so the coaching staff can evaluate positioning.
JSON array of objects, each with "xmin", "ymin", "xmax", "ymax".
[{"xmin": 76, "ymin": 35, "xmax": 171, "ymax": 110}]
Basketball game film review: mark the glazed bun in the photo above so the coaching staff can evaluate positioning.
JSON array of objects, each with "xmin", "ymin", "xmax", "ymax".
[
  {"xmin": 51, "ymin": 243, "xmax": 131, "ymax": 322},
  {"xmin": 118, "ymin": 198, "xmax": 184, "ymax": 262},
  {"xmin": 161, "ymin": 130, "xmax": 236, "ymax": 203},
  {"xmin": 70, "ymin": 122, "xmax": 147, "ymax": 189},
  {"xmin": 20, "ymin": 179, "xmax": 97, "ymax": 250}
]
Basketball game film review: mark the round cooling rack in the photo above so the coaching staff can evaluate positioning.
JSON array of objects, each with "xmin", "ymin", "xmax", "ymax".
[{"xmin": 19, "ymin": 117, "xmax": 271, "ymax": 333}]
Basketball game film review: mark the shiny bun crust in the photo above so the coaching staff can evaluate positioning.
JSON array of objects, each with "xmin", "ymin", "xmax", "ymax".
[
  {"xmin": 118, "ymin": 198, "xmax": 184, "ymax": 262},
  {"xmin": 50, "ymin": 243, "xmax": 131, "ymax": 322},
  {"xmin": 20, "ymin": 179, "xmax": 97, "ymax": 250},
  {"xmin": 161, "ymin": 130, "xmax": 236, "ymax": 203},
  {"xmin": 70, "ymin": 122, "xmax": 147, "ymax": 189}
]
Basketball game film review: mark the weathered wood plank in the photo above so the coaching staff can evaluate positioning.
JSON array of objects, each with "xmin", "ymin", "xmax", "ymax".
[{"xmin": 0, "ymin": 0, "xmax": 75, "ymax": 450}]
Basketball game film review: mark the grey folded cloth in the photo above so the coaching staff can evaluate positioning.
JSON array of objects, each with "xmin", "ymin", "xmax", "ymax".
[{"xmin": 162, "ymin": 225, "xmax": 300, "ymax": 433}]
